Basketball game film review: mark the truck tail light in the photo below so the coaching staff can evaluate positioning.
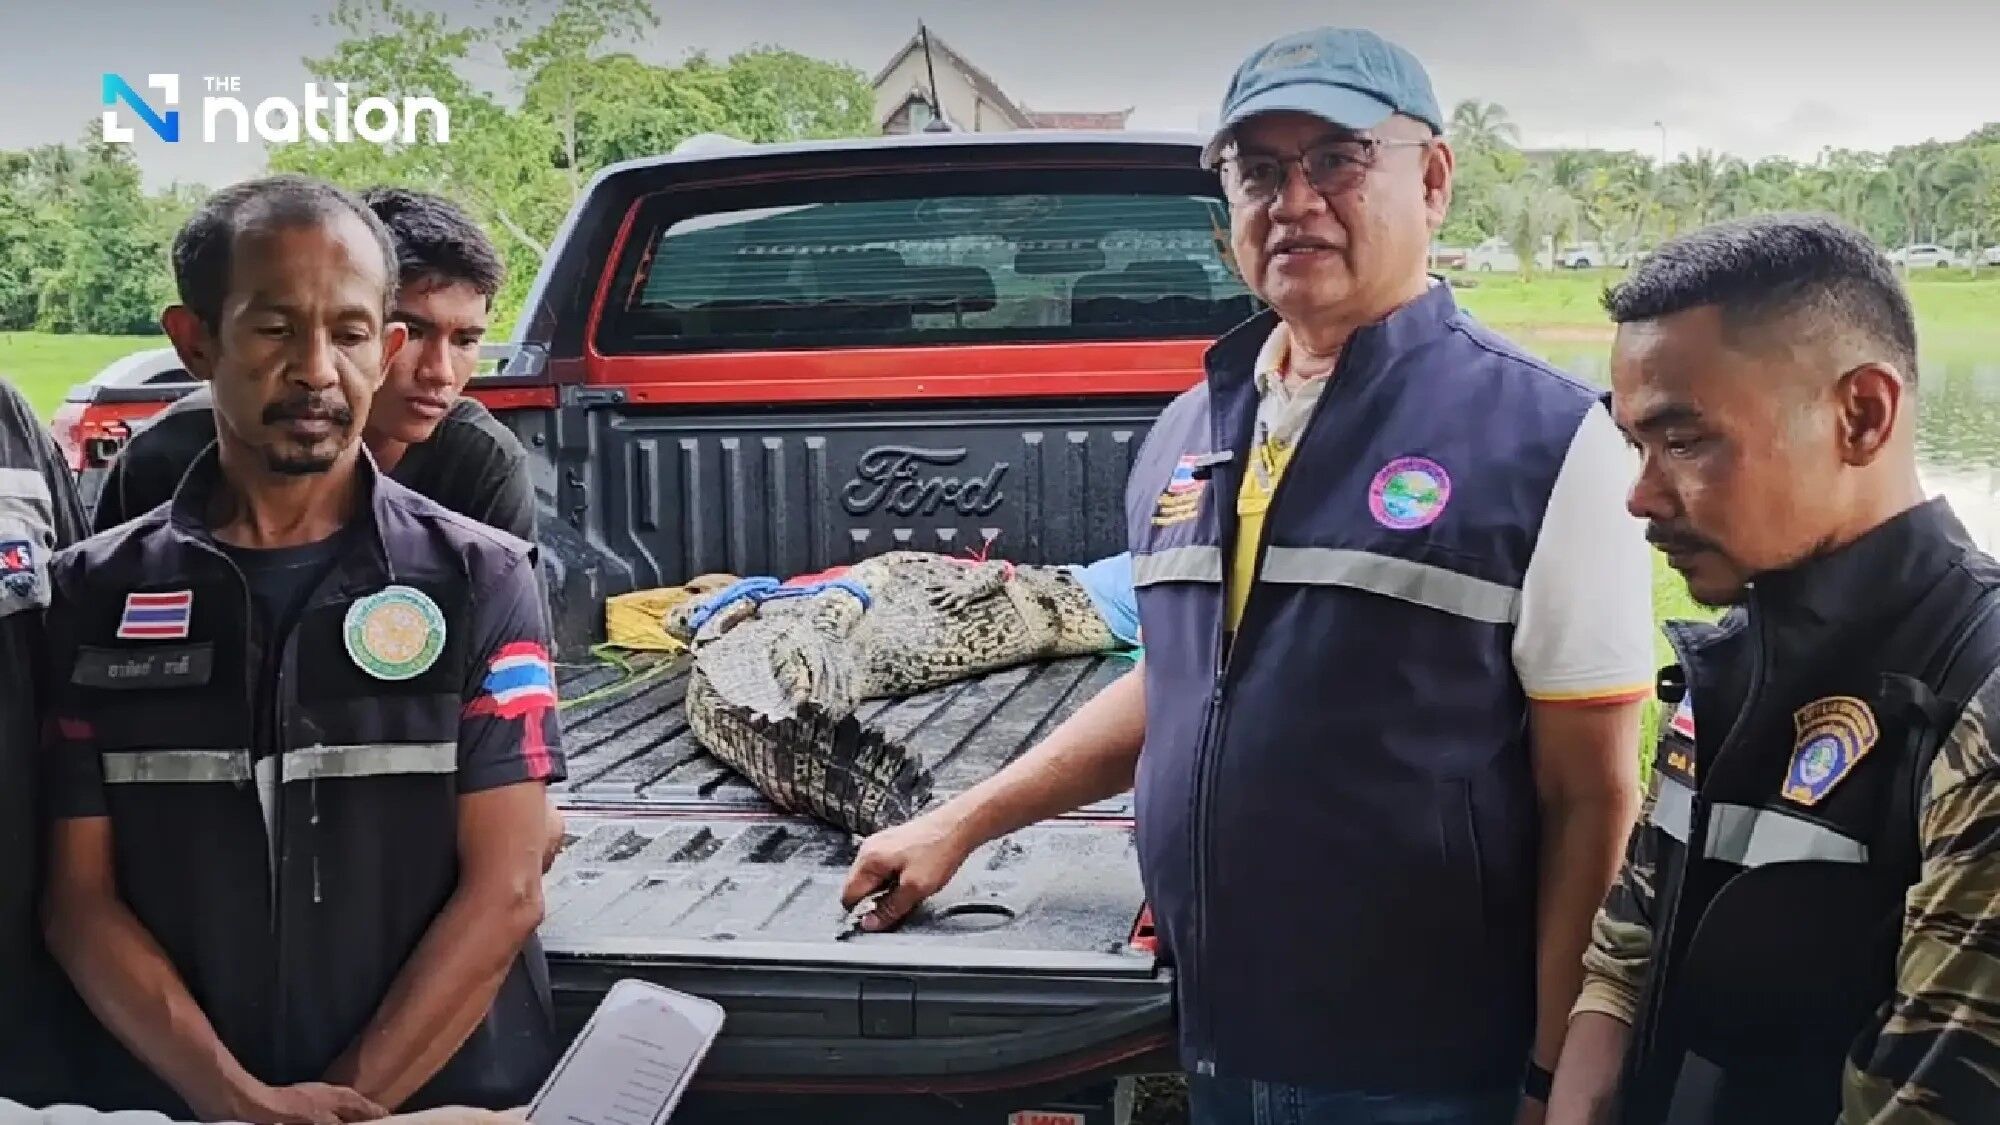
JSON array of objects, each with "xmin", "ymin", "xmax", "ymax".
[{"xmin": 49, "ymin": 403, "xmax": 131, "ymax": 472}]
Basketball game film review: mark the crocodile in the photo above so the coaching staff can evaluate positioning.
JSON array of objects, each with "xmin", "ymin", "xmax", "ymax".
[{"xmin": 668, "ymin": 551, "xmax": 1127, "ymax": 835}]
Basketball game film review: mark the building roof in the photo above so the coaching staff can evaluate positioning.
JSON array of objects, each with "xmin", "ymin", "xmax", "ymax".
[
  {"xmin": 874, "ymin": 27, "xmax": 1130, "ymax": 131},
  {"xmin": 1026, "ymin": 110, "xmax": 1135, "ymax": 130}
]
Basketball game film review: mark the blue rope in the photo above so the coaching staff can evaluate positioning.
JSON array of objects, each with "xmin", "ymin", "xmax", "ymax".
[{"xmin": 685, "ymin": 575, "xmax": 873, "ymax": 633}]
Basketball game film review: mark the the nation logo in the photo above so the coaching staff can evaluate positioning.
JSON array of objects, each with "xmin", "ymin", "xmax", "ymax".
[
  {"xmin": 117, "ymin": 590, "xmax": 193, "ymax": 640},
  {"xmin": 464, "ymin": 641, "xmax": 559, "ymax": 778}
]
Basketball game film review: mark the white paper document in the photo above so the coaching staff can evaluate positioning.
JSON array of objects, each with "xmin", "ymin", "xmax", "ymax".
[{"xmin": 528, "ymin": 979, "xmax": 726, "ymax": 1125}]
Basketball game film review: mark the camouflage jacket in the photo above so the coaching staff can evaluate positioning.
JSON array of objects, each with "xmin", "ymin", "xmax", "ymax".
[{"xmin": 1577, "ymin": 500, "xmax": 2000, "ymax": 1122}]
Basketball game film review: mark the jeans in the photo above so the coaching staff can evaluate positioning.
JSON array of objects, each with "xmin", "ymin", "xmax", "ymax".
[{"xmin": 1188, "ymin": 1075, "xmax": 1518, "ymax": 1125}]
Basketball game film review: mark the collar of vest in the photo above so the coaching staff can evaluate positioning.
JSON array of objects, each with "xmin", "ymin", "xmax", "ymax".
[
  {"xmin": 1749, "ymin": 497, "xmax": 1977, "ymax": 634},
  {"xmin": 165, "ymin": 442, "xmax": 402, "ymax": 589},
  {"xmin": 1202, "ymin": 278, "xmax": 1462, "ymax": 403}
]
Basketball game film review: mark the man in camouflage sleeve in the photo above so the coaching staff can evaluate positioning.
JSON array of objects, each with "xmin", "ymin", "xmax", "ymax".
[{"xmin": 1546, "ymin": 212, "xmax": 2000, "ymax": 1124}]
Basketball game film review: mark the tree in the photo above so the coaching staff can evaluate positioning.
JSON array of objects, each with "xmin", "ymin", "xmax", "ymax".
[
  {"xmin": 1885, "ymin": 147, "xmax": 1949, "ymax": 251},
  {"xmin": 31, "ymin": 135, "xmax": 176, "ymax": 334},
  {"xmin": 1449, "ymin": 100, "xmax": 1520, "ymax": 156},
  {"xmin": 501, "ymin": 0, "xmax": 661, "ymax": 195},
  {"xmin": 1491, "ymin": 174, "xmax": 1576, "ymax": 276},
  {"xmin": 265, "ymin": 0, "xmax": 875, "ymax": 330}
]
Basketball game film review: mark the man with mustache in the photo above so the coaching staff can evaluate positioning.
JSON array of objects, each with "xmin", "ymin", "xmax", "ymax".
[
  {"xmin": 90, "ymin": 184, "xmax": 566, "ymax": 883},
  {"xmin": 38, "ymin": 175, "xmax": 564, "ymax": 1123},
  {"xmin": 1548, "ymin": 213, "xmax": 2000, "ymax": 1124},
  {"xmin": 844, "ymin": 27, "xmax": 1654, "ymax": 1124},
  {"xmin": 91, "ymin": 186, "xmax": 532, "ymax": 545}
]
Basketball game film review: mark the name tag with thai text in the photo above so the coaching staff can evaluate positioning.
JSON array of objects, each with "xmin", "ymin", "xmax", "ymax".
[{"xmin": 71, "ymin": 644, "xmax": 214, "ymax": 690}]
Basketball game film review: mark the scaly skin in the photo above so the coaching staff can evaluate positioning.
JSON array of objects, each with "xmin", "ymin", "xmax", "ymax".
[{"xmin": 677, "ymin": 552, "xmax": 1123, "ymax": 834}]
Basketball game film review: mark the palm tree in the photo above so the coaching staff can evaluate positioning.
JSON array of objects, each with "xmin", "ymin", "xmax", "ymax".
[
  {"xmin": 1449, "ymin": 100, "xmax": 1520, "ymax": 156},
  {"xmin": 1937, "ymin": 146, "xmax": 2000, "ymax": 274},
  {"xmin": 1492, "ymin": 174, "xmax": 1577, "ymax": 277},
  {"xmin": 1885, "ymin": 149, "xmax": 1948, "ymax": 252},
  {"xmin": 1662, "ymin": 150, "xmax": 1746, "ymax": 231}
]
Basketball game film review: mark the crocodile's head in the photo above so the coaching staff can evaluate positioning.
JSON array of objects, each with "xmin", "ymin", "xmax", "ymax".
[
  {"xmin": 1016, "ymin": 565, "xmax": 1121, "ymax": 654},
  {"xmin": 662, "ymin": 573, "xmax": 744, "ymax": 644}
]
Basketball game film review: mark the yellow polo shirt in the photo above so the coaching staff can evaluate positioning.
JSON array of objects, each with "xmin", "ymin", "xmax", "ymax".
[{"xmin": 1228, "ymin": 324, "xmax": 1320, "ymax": 631}]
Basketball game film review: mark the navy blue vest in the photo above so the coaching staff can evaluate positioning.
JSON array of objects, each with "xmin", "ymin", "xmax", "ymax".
[{"xmin": 1126, "ymin": 285, "xmax": 1601, "ymax": 1091}]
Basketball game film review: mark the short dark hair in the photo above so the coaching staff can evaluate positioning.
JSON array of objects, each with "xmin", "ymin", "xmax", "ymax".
[
  {"xmin": 1602, "ymin": 212, "xmax": 1919, "ymax": 383},
  {"xmin": 359, "ymin": 186, "xmax": 504, "ymax": 303},
  {"xmin": 172, "ymin": 174, "xmax": 397, "ymax": 331}
]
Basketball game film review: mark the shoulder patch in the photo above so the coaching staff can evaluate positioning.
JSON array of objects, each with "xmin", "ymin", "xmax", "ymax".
[
  {"xmin": 1153, "ymin": 453, "xmax": 1211, "ymax": 527},
  {"xmin": 1658, "ymin": 691, "xmax": 1698, "ymax": 779},
  {"xmin": 1781, "ymin": 695, "xmax": 1879, "ymax": 807},
  {"xmin": 0, "ymin": 539, "xmax": 37, "ymax": 599}
]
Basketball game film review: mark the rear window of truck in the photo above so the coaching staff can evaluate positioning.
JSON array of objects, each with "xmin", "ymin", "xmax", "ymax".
[{"xmin": 598, "ymin": 169, "xmax": 1259, "ymax": 353}]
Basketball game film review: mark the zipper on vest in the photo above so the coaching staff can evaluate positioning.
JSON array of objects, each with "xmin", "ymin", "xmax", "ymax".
[
  {"xmin": 1639, "ymin": 597, "xmax": 1768, "ymax": 1067},
  {"xmin": 1182, "ymin": 341, "xmax": 1356, "ymax": 1074},
  {"xmin": 186, "ymin": 538, "xmax": 286, "ymax": 1069}
]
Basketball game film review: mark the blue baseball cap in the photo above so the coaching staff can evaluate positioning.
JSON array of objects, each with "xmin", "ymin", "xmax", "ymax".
[{"xmin": 1204, "ymin": 27, "xmax": 1445, "ymax": 167}]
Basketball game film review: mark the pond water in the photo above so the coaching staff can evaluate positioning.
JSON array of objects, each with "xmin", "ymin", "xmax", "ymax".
[{"xmin": 1529, "ymin": 335, "xmax": 2000, "ymax": 552}]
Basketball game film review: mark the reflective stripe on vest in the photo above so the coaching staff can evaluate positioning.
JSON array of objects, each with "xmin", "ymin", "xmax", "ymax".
[
  {"xmin": 1260, "ymin": 546, "xmax": 1521, "ymax": 626},
  {"xmin": 284, "ymin": 742, "xmax": 457, "ymax": 781},
  {"xmin": 0, "ymin": 466, "xmax": 52, "ymax": 505},
  {"xmin": 102, "ymin": 743, "xmax": 457, "ymax": 785},
  {"xmin": 1649, "ymin": 773, "xmax": 1696, "ymax": 844},
  {"xmin": 1134, "ymin": 545, "xmax": 1224, "ymax": 586},
  {"xmin": 1703, "ymin": 802, "xmax": 1869, "ymax": 866},
  {"xmin": 103, "ymin": 748, "xmax": 250, "ymax": 784}
]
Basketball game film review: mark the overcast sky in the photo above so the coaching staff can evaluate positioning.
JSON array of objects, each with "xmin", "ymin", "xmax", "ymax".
[{"xmin": 9, "ymin": 0, "xmax": 1998, "ymax": 190}]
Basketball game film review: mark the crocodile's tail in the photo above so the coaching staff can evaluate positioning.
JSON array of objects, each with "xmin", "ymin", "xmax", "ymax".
[{"xmin": 690, "ymin": 688, "xmax": 935, "ymax": 837}]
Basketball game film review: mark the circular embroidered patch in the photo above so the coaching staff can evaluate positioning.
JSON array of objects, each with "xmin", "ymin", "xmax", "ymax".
[
  {"xmin": 1368, "ymin": 456, "xmax": 1452, "ymax": 530},
  {"xmin": 344, "ymin": 585, "xmax": 446, "ymax": 681},
  {"xmin": 1798, "ymin": 736, "xmax": 1841, "ymax": 786}
]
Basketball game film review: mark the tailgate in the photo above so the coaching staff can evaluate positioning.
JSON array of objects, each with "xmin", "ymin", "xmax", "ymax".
[{"xmin": 543, "ymin": 655, "xmax": 1164, "ymax": 1087}]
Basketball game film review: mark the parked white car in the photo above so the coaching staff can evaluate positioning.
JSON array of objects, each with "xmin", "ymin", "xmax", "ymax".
[
  {"xmin": 1980, "ymin": 245, "xmax": 2000, "ymax": 267},
  {"xmin": 1889, "ymin": 243, "xmax": 1967, "ymax": 269},
  {"xmin": 1557, "ymin": 242, "xmax": 1606, "ymax": 269},
  {"xmin": 1463, "ymin": 237, "xmax": 1554, "ymax": 273}
]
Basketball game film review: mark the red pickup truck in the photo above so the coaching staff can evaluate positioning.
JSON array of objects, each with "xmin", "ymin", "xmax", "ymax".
[{"xmin": 56, "ymin": 129, "xmax": 1259, "ymax": 1125}]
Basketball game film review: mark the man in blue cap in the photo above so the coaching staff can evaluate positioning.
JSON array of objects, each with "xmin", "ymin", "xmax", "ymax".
[{"xmin": 844, "ymin": 28, "xmax": 1654, "ymax": 1124}]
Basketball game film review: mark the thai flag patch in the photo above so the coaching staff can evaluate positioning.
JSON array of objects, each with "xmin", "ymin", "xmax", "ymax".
[
  {"xmin": 481, "ymin": 642, "xmax": 557, "ymax": 708},
  {"xmin": 117, "ymin": 590, "xmax": 193, "ymax": 640},
  {"xmin": 1669, "ymin": 693, "xmax": 1696, "ymax": 741},
  {"xmin": 464, "ymin": 641, "xmax": 558, "ymax": 778},
  {"xmin": 1168, "ymin": 454, "xmax": 1203, "ymax": 494}
]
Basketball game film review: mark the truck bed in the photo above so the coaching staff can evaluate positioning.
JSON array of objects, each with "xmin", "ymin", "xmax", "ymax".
[
  {"xmin": 542, "ymin": 653, "xmax": 1168, "ymax": 1090},
  {"xmin": 553, "ymin": 652, "xmax": 1136, "ymax": 819}
]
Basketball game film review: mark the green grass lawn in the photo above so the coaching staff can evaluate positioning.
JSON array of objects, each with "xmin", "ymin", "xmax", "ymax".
[
  {"xmin": 0, "ymin": 331, "xmax": 169, "ymax": 419},
  {"xmin": 1449, "ymin": 267, "xmax": 2000, "ymax": 337}
]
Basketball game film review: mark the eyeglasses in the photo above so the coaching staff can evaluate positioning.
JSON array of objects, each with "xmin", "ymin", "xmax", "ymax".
[{"xmin": 1213, "ymin": 137, "xmax": 1433, "ymax": 203}]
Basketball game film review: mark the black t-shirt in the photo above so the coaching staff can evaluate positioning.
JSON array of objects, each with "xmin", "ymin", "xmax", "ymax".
[
  {"xmin": 217, "ymin": 530, "xmax": 350, "ymax": 754},
  {"xmin": 93, "ymin": 388, "xmax": 537, "ymax": 545},
  {"xmin": 215, "ymin": 529, "xmax": 351, "ymax": 873}
]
